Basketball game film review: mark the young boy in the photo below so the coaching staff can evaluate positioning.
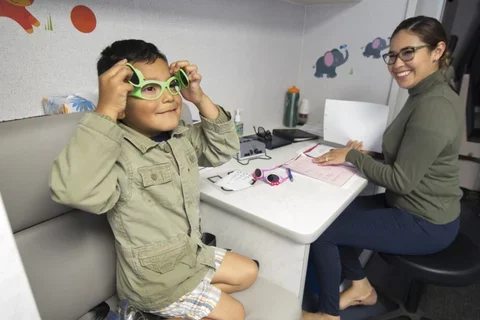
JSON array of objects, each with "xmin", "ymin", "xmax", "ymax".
[{"xmin": 50, "ymin": 39, "xmax": 258, "ymax": 320}]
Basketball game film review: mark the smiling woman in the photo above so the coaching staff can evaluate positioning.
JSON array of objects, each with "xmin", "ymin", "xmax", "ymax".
[
  {"xmin": 385, "ymin": 17, "xmax": 449, "ymax": 89},
  {"xmin": 303, "ymin": 16, "xmax": 464, "ymax": 320}
]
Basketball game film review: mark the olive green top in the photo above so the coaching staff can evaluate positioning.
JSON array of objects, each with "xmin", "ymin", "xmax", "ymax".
[{"xmin": 347, "ymin": 71, "xmax": 463, "ymax": 224}]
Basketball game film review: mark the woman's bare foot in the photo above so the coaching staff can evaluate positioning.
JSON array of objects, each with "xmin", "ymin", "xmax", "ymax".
[
  {"xmin": 302, "ymin": 310, "xmax": 340, "ymax": 320},
  {"xmin": 339, "ymin": 278, "xmax": 377, "ymax": 310}
]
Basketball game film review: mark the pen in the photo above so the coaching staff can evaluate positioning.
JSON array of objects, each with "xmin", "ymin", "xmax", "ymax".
[
  {"xmin": 303, "ymin": 144, "xmax": 319, "ymax": 154},
  {"xmin": 287, "ymin": 168, "xmax": 294, "ymax": 182},
  {"xmin": 302, "ymin": 143, "xmax": 319, "ymax": 158}
]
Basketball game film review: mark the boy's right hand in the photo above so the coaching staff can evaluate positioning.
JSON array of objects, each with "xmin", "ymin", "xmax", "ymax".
[{"xmin": 96, "ymin": 59, "xmax": 134, "ymax": 121}]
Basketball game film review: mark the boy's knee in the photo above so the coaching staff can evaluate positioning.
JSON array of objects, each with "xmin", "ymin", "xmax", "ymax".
[
  {"xmin": 224, "ymin": 300, "xmax": 245, "ymax": 320},
  {"xmin": 235, "ymin": 301, "xmax": 246, "ymax": 320},
  {"xmin": 243, "ymin": 259, "xmax": 259, "ymax": 288},
  {"xmin": 211, "ymin": 294, "xmax": 245, "ymax": 320}
]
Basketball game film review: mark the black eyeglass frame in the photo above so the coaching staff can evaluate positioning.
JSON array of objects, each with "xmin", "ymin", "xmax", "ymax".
[
  {"xmin": 253, "ymin": 126, "xmax": 272, "ymax": 141},
  {"xmin": 382, "ymin": 45, "xmax": 432, "ymax": 65}
]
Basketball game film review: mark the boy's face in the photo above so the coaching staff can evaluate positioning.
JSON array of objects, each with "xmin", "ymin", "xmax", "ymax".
[{"xmin": 123, "ymin": 59, "xmax": 182, "ymax": 136}]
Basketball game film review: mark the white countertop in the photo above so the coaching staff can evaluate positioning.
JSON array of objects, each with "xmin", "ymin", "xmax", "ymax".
[{"xmin": 199, "ymin": 140, "xmax": 368, "ymax": 244}]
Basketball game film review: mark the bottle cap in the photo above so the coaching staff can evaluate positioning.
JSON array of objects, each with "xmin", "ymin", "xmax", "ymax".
[{"xmin": 288, "ymin": 85, "xmax": 300, "ymax": 93}]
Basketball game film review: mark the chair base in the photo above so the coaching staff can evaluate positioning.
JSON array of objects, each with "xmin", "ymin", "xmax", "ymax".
[{"xmin": 370, "ymin": 288, "xmax": 433, "ymax": 320}]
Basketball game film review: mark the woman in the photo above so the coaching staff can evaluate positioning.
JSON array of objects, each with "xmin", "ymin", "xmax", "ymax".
[{"xmin": 302, "ymin": 16, "xmax": 463, "ymax": 320}]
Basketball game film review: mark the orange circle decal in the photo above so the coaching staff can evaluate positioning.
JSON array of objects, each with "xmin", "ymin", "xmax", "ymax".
[{"xmin": 70, "ymin": 5, "xmax": 96, "ymax": 33}]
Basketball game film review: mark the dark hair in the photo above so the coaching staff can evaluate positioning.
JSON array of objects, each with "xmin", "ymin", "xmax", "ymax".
[
  {"xmin": 97, "ymin": 39, "xmax": 168, "ymax": 76},
  {"xmin": 391, "ymin": 16, "xmax": 451, "ymax": 70}
]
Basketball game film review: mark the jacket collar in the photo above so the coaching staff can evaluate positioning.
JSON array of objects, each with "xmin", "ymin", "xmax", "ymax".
[{"xmin": 119, "ymin": 121, "xmax": 189, "ymax": 154}]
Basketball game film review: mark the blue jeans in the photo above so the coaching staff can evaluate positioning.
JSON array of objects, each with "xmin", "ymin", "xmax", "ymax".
[{"xmin": 309, "ymin": 193, "xmax": 460, "ymax": 316}]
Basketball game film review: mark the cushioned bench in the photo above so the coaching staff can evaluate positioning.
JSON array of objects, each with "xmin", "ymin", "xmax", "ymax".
[{"xmin": 0, "ymin": 111, "xmax": 301, "ymax": 320}]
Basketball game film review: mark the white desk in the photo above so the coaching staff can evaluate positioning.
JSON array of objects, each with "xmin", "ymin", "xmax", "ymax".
[{"xmin": 199, "ymin": 140, "xmax": 368, "ymax": 300}]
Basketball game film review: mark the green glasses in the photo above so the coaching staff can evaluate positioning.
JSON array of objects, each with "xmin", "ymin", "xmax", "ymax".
[{"xmin": 125, "ymin": 63, "xmax": 189, "ymax": 100}]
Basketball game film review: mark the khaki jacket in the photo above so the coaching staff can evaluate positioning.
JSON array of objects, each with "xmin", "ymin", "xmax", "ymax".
[{"xmin": 50, "ymin": 107, "xmax": 239, "ymax": 311}]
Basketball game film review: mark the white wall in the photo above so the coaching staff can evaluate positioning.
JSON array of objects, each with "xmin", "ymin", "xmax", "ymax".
[
  {"xmin": 298, "ymin": 0, "xmax": 409, "ymax": 127},
  {"xmin": 0, "ymin": 0, "xmax": 304, "ymax": 133}
]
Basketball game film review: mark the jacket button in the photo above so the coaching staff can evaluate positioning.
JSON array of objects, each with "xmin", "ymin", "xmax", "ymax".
[{"xmin": 151, "ymin": 173, "xmax": 158, "ymax": 180}]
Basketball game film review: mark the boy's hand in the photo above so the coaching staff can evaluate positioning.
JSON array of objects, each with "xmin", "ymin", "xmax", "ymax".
[
  {"xmin": 169, "ymin": 60, "xmax": 205, "ymax": 105},
  {"xmin": 170, "ymin": 60, "xmax": 219, "ymax": 120},
  {"xmin": 96, "ymin": 59, "xmax": 134, "ymax": 121}
]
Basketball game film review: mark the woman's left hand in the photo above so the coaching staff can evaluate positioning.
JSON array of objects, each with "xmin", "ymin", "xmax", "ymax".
[
  {"xmin": 313, "ymin": 148, "xmax": 351, "ymax": 166},
  {"xmin": 169, "ymin": 60, "xmax": 205, "ymax": 105}
]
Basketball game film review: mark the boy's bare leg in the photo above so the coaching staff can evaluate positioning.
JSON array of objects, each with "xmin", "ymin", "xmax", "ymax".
[
  {"xmin": 203, "ymin": 292, "xmax": 245, "ymax": 320},
  {"xmin": 211, "ymin": 251, "xmax": 258, "ymax": 294}
]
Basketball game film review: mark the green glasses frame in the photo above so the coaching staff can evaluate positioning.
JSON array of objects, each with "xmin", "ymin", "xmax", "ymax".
[{"xmin": 125, "ymin": 63, "xmax": 189, "ymax": 100}]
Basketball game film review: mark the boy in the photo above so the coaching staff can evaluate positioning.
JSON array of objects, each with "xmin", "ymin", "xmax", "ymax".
[{"xmin": 50, "ymin": 39, "xmax": 258, "ymax": 320}]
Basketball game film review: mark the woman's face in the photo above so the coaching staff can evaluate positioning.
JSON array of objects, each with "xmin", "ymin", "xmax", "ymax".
[{"xmin": 387, "ymin": 30, "xmax": 444, "ymax": 89}]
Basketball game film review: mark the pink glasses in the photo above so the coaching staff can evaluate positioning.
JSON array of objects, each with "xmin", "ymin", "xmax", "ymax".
[{"xmin": 252, "ymin": 167, "xmax": 292, "ymax": 186}]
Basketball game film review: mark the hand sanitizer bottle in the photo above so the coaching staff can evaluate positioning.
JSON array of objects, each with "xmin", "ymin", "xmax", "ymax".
[{"xmin": 234, "ymin": 109, "xmax": 244, "ymax": 137}]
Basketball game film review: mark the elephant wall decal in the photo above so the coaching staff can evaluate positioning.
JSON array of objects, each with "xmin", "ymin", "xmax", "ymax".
[
  {"xmin": 362, "ymin": 37, "xmax": 390, "ymax": 59},
  {"xmin": 313, "ymin": 45, "xmax": 349, "ymax": 79}
]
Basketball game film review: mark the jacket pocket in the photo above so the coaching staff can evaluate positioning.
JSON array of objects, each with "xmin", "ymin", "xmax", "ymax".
[
  {"xmin": 139, "ymin": 163, "xmax": 172, "ymax": 187},
  {"xmin": 196, "ymin": 243, "xmax": 217, "ymax": 269},
  {"xmin": 136, "ymin": 235, "xmax": 196, "ymax": 274},
  {"xmin": 138, "ymin": 163, "xmax": 175, "ymax": 207}
]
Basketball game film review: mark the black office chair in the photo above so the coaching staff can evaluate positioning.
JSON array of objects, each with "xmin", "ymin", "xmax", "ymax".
[{"xmin": 371, "ymin": 232, "xmax": 480, "ymax": 320}]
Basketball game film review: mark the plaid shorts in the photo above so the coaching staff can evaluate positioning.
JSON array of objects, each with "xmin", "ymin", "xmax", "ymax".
[{"xmin": 152, "ymin": 247, "xmax": 226, "ymax": 320}]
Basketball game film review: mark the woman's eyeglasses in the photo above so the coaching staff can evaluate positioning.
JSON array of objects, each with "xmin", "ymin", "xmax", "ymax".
[{"xmin": 382, "ymin": 45, "xmax": 431, "ymax": 65}]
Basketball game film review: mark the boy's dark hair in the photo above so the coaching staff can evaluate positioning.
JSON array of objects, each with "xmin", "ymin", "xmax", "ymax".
[{"xmin": 97, "ymin": 39, "xmax": 168, "ymax": 76}]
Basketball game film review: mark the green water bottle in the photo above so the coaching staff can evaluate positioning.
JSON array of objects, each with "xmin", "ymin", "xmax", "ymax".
[{"xmin": 283, "ymin": 85, "xmax": 300, "ymax": 127}]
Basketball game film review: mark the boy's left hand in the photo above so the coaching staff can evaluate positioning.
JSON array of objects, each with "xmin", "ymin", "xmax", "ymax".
[{"xmin": 169, "ymin": 60, "xmax": 205, "ymax": 105}]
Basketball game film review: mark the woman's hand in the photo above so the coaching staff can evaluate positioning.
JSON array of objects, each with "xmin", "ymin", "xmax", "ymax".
[
  {"xmin": 346, "ymin": 140, "xmax": 363, "ymax": 150},
  {"xmin": 346, "ymin": 139, "xmax": 379, "ymax": 157},
  {"xmin": 313, "ymin": 148, "xmax": 351, "ymax": 166},
  {"xmin": 312, "ymin": 140, "xmax": 362, "ymax": 166}
]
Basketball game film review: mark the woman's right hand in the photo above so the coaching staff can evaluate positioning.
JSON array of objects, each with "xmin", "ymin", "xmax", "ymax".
[
  {"xmin": 347, "ymin": 139, "xmax": 381, "ymax": 157},
  {"xmin": 95, "ymin": 59, "xmax": 134, "ymax": 121},
  {"xmin": 346, "ymin": 140, "xmax": 363, "ymax": 150}
]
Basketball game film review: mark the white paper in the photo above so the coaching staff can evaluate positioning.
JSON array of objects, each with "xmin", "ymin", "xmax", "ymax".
[
  {"xmin": 214, "ymin": 170, "xmax": 254, "ymax": 191},
  {"xmin": 323, "ymin": 99, "xmax": 389, "ymax": 153},
  {"xmin": 303, "ymin": 144, "xmax": 332, "ymax": 158},
  {"xmin": 0, "ymin": 193, "xmax": 41, "ymax": 320},
  {"xmin": 298, "ymin": 123, "xmax": 323, "ymax": 137}
]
